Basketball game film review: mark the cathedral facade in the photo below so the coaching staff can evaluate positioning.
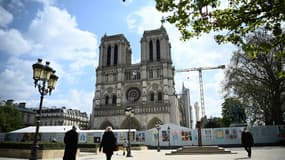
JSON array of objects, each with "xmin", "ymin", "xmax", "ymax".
[{"xmin": 90, "ymin": 26, "xmax": 185, "ymax": 130}]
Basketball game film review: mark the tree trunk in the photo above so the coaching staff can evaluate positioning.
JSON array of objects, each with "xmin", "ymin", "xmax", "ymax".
[{"xmin": 271, "ymin": 91, "xmax": 284, "ymax": 124}]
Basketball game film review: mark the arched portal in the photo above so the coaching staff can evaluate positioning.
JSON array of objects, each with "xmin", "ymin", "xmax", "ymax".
[
  {"xmin": 99, "ymin": 120, "xmax": 114, "ymax": 129},
  {"xmin": 120, "ymin": 117, "xmax": 142, "ymax": 130},
  {"xmin": 147, "ymin": 117, "xmax": 163, "ymax": 129}
]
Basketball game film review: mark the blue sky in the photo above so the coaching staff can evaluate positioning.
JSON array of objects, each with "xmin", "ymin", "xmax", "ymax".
[{"xmin": 0, "ymin": 0, "xmax": 236, "ymax": 119}]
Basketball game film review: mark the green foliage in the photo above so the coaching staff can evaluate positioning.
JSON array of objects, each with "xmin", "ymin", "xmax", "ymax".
[
  {"xmin": 155, "ymin": 0, "xmax": 285, "ymax": 62},
  {"xmin": 223, "ymin": 30, "xmax": 285, "ymax": 125},
  {"xmin": 0, "ymin": 142, "xmax": 101, "ymax": 150},
  {"xmin": 204, "ymin": 117, "xmax": 223, "ymax": 128},
  {"xmin": 221, "ymin": 97, "xmax": 246, "ymax": 127},
  {"xmin": 0, "ymin": 141, "xmax": 64, "ymax": 149},
  {"xmin": 77, "ymin": 143, "xmax": 97, "ymax": 148},
  {"xmin": 0, "ymin": 105, "xmax": 24, "ymax": 132}
]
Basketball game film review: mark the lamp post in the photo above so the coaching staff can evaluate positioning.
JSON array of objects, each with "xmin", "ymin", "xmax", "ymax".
[
  {"xmin": 30, "ymin": 59, "xmax": 58, "ymax": 160},
  {"xmin": 125, "ymin": 107, "xmax": 134, "ymax": 157},
  {"xmin": 167, "ymin": 126, "xmax": 171, "ymax": 149},
  {"xmin": 155, "ymin": 121, "xmax": 161, "ymax": 152}
]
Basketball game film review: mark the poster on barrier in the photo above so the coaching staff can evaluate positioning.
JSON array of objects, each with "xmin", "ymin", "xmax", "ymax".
[
  {"xmin": 162, "ymin": 130, "xmax": 169, "ymax": 142},
  {"xmin": 214, "ymin": 129, "xmax": 224, "ymax": 139}
]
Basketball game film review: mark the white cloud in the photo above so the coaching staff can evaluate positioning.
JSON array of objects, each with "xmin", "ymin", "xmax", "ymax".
[
  {"xmin": 0, "ymin": 58, "xmax": 35, "ymax": 100},
  {"xmin": 0, "ymin": 29, "xmax": 32, "ymax": 56},
  {"xmin": 24, "ymin": 5, "xmax": 98, "ymax": 86},
  {"xmin": 127, "ymin": 6, "xmax": 163, "ymax": 34},
  {"xmin": 0, "ymin": 6, "xmax": 13, "ymax": 27},
  {"xmin": 0, "ymin": 5, "xmax": 32, "ymax": 55},
  {"xmin": 0, "ymin": 2, "xmax": 98, "ymax": 115},
  {"xmin": 34, "ymin": 0, "xmax": 56, "ymax": 5},
  {"xmin": 27, "ymin": 6, "xmax": 98, "ymax": 64},
  {"xmin": 22, "ymin": 4, "xmax": 98, "ymax": 113}
]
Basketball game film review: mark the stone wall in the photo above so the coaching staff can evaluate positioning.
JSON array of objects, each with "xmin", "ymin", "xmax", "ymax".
[{"xmin": 0, "ymin": 148, "xmax": 79, "ymax": 159}]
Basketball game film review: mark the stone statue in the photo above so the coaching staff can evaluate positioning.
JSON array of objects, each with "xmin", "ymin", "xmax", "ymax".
[{"xmin": 194, "ymin": 102, "xmax": 200, "ymax": 121}]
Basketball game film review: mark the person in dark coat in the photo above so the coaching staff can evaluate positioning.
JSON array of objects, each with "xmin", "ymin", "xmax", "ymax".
[
  {"xmin": 241, "ymin": 127, "xmax": 254, "ymax": 158},
  {"xmin": 63, "ymin": 125, "xmax": 78, "ymax": 160},
  {"xmin": 99, "ymin": 126, "xmax": 117, "ymax": 160}
]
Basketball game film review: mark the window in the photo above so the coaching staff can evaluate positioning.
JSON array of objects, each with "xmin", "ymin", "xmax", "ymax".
[
  {"xmin": 149, "ymin": 70, "xmax": 153, "ymax": 79},
  {"xmin": 156, "ymin": 69, "xmax": 161, "ymax": 78},
  {"xmin": 149, "ymin": 40, "xmax": 153, "ymax": 61},
  {"xmin": 150, "ymin": 92, "xmax": 154, "ymax": 101},
  {"xmin": 158, "ymin": 92, "xmax": 163, "ymax": 101},
  {"xmin": 156, "ymin": 39, "xmax": 160, "ymax": 61},
  {"xmin": 105, "ymin": 95, "xmax": 109, "ymax": 105},
  {"xmin": 113, "ymin": 73, "xmax": 117, "ymax": 81},
  {"xmin": 125, "ymin": 72, "xmax": 131, "ymax": 80},
  {"xmin": 136, "ymin": 72, "xmax": 141, "ymax": 80},
  {"xmin": 107, "ymin": 46, "xmax": 111, "ymax": 66},
  {"xmin": 114, "ymin": 45, "xmax": 118, "ymax": 65},
  {"xmin": 112, "ymin": 95, "xmax": 117, "ymax": 104},
  {"xmin": 126, "ymin": 71, "xmax": 141, "ymax": 80}
]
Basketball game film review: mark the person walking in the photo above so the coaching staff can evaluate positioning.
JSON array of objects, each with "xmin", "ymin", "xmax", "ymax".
[
  {"xmin": 241, "ymin": 127, "xmax": 254, "ymax": 158},
  {"xmin": 99, "ymin": 126, "xmax": 117, "ymax": 160},
  {"xmin": 122, "ymin": 138, "xmax": 128, "ymax": 156},
  {"xmin": 63, "ymin": 125, "xmax": 78, "ymax": 160}
]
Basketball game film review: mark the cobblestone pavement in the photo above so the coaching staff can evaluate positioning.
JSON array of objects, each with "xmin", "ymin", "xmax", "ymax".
[{"xmin": 0, "ymin": 146, "xmax": 284, "ymax": 160}]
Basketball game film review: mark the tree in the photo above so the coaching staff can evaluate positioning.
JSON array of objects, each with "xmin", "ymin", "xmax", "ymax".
[
  {"xmin": 155, "ymin": 0, "xmax": 285, "ymax": 60},
  {"xmin": 222, "ymin": 97, "xmax": 246, "ymax": 127},
  {"xmin": 223, "ymin": 30, "xmax": 285, "ymax": 125},
  {"xmin": 0, "ymin": 104, "xmax": 24, "ymax": 132},
  {"xmin": 204, "ymin": 117, "xmax": 223, "ymax": 128}
]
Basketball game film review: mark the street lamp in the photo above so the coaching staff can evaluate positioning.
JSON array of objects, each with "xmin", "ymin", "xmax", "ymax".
[
  {"xmin": 30, "ymin": 59, "xmax": 58, "ymax": 160},
  {"xmin": 125, "ymin": 107, "xmax": 134, "ymax": 157},
  {"xmin": 167, "ymin": 126, "xmax": 171, "ymax": 149},
  {"xmin": 155, "ymin": 121, "xmax": 161, "ymax": 152}
]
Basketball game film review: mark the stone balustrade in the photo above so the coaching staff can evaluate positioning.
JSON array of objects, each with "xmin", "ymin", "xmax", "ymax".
[{"xmin": 94, "ymin": 103, "xmax": 170, "ymax": 116}]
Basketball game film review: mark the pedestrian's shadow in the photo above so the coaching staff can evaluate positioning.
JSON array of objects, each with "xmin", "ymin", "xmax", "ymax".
[{"xmin": 234, "ymin": 157, "xmax": 249, "ymax": 160}]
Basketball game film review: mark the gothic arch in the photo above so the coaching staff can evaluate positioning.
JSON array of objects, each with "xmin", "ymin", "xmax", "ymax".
[
  {"xmin": 114, "ymin": 44, "xmax": 118, "ymax": 65},
  {"xmin": 156, "ymin": 39, "xmax": 160, "ymax": 61},
  {"xmin": 107, "ymin": 46, "xmax": 111, "ymax": 66},
  {"xmin": 120, "ymin": 117, "xmax": 142, "ymax": 130},
  {"xmin": 149, "ymin": 40, "xmax": 153, "ymax": 61},
  {"xmin": 158, "ymin": 91, "xmax": 163, "ymax": 101},
  {"xmin": 112, "ymin": 95, "xmax": 117, "ymax": 105},
  {"xmin": 147, "ymin": 117, "xmax": 163, "ymax": 129},
  {"xmin": 150, "ymin": 92, "xmax": 155, "ymax": 101},
  {"xmin": 99, "ymin": 120, "xmax": 114, "ymax": 129},
  {"xmin": 105, "ymin": 95, "xmax": 109, "ymax": 104}
]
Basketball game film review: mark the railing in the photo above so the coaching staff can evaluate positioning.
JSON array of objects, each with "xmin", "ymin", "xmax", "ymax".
[{"xmin": 94, "ymin": 103, "xmax": 171, "ymax": 116}]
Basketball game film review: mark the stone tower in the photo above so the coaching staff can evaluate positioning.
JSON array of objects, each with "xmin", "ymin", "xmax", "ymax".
[{"xmin": 90, "ymin": 26, "xmax": 181, "ymax": 130}]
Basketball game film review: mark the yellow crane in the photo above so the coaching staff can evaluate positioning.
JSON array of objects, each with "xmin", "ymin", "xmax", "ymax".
[{"xmin": 176, "ymin": 65, "xmax": 225, "ymax": 118}]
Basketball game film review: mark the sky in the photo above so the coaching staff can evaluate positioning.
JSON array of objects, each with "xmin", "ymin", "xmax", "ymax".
[{"xmin": 0, "ymin": 0, "xmax": 236, "ymax": 120}]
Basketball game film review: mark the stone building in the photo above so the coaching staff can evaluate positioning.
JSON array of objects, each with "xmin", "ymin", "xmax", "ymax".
[
  {"xmin": 91, "ymin": 26, "xmax": 189, "ymax": 130},
  {"xmin": 178, "ymin": 84, "xmax": 193, "ymax": 128},
  {"xmin": 37, "ymin": 107, "xmax": 89, "ymax": 129}
]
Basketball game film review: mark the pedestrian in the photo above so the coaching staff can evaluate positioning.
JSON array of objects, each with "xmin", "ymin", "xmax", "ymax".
[
  {"xmin": 241, "ymin": 127, "xmax": 254, "ymax": 158},
  {"xmin": 122, "ymin": 138, "xmax": 128, "ymax": 156},
  {"xmin": 63, "ymin": 125, "xmax": 78, "ymax": 160},
  {"xmin": 99, "ymin": 126, "xmax": 117, "ymax": 160}
]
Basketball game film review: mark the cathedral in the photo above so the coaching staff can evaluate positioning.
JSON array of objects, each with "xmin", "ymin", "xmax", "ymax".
[{"xmin": 90, "ymin": 26, "xmax": 192, "ymax": 130}]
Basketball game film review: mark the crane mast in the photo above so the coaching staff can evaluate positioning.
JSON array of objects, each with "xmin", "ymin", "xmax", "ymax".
[{"xmin": 176, "ymin": 65, "xmax": 225, "ymax": 118}]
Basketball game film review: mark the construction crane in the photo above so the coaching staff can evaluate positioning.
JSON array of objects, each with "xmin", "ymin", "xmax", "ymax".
[{"xmin": 176, "ymin": 65, "xmax": 225, "ymax": 118}]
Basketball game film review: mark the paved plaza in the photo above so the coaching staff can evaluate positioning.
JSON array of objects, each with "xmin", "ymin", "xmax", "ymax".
[{"xmin": 0, "ymin": 146, "xmax": 284, "ymax": 160}]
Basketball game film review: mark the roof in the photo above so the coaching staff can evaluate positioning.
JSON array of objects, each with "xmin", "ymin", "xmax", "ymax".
[
  {"xmin": 80, "ymin": 129, "xmax": 136, "ymax": 133},
  {"xmin": 143, "ymin": 26, "xmax": 167, "ymax": 37},
  {"xmin": 9, "ymin": 126, "xmax": 136, "ymax": 133},
  {"xmin": 10, "ymin": 126, "xmax": 77, "ymax": 133}
]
